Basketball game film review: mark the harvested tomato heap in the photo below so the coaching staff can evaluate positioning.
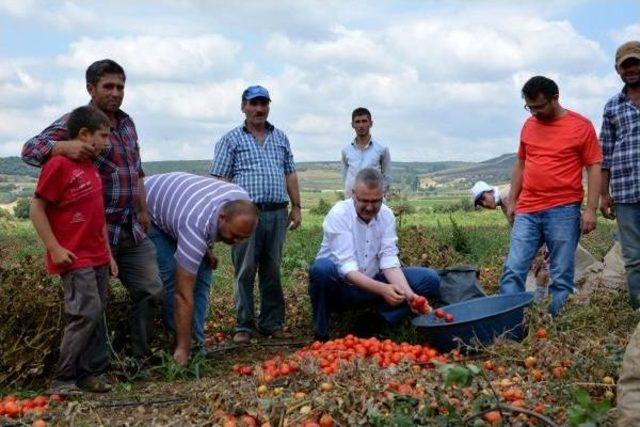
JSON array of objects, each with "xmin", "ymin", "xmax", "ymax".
[
  {"xmin": 232, "ymin": 335, "xmax": 451, "ymax": 378},
  {"xmin": 0, "ymin": 393, "xmax": 60, "ymax": 425}
]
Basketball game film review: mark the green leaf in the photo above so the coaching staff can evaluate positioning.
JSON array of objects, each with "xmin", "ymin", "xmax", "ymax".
[
  {"xmin": 445, "ymin": 366, "xmax": 472, "ymax": 387},
  {"xmin": 573, "ymin": 389, "xmax": 592, "ymax": 407},
  {"xmin": 467, "ymin": 364, "xmax": 481, "ymax": 375}
]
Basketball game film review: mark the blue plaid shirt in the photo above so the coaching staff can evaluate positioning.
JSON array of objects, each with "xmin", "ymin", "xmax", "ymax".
[
  {"xmin": 210, "ymin": 122, "xmax": 296, "ymax": 203},
  {"xmin": 600, "ymin": 89, "xmax": 640, "ymax": 203}
]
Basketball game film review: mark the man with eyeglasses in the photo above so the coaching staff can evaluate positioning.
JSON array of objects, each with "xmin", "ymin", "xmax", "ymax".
[
  {"xmin": 499, "ymin": 76, "xmax": 602, "ymax": 316},
  {"xmin": 308, "ymin": 168, "xmax": 440, "ymax": 341}
]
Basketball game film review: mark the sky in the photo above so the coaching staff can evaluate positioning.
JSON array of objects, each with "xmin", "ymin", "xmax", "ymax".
[{"xmin": 1, "ymin": 0, "xmax": 639, "ymax": 163}]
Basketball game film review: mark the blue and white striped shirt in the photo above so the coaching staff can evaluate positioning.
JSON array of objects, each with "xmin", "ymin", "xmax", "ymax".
[
  {"xmin": 209, "ymin": 122, "xmax": 296, "ymax": 203},
  {"xmin": 600, "ymin": 89, "xmax": 640, "ymax": 203},
  {"xmin": 145, "ymin": 172, "xmax": 250, "ymax": 275}
]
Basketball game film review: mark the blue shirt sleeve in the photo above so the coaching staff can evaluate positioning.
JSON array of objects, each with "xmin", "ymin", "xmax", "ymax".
[
  {"xmin": 599, "ymin": 105, "xmax": 615, "ymax": 171},
  {"xmin": 282, "ymin": 134, "xmax": 296, "ymax": 175},
  {"xmin": 210, "ymin": 134, "xmax": 235, "ymax": 178}
]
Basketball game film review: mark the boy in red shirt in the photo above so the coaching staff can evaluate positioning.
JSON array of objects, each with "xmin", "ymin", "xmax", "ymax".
[
  {"xmin": 499, "ymin": 76, "xmax": 602, "ymax": 315},
  {"xmin": 30, "ymin": 106, "xmax": 118, "ymax": 395}
]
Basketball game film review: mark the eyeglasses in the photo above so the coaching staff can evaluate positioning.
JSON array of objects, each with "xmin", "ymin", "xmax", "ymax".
[{"xmin": 523, "ymin": 100, "xmax": 550, "ymax": 113}]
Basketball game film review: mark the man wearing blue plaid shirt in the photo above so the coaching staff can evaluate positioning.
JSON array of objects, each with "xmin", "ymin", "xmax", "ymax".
[
  {"xmin": 600, "ymin": 41, "xmax": 640, "ymax": 310},
  {"xmin": 211, "ymin": 85, "xmax": 301, "ymax": 343}
]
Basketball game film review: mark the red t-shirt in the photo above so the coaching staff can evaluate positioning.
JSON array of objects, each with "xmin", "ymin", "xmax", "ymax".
[
  {"xmin": 516, "ymin": 110, "xmax": 603, "ymax": 214},
  {"xmin": 35, "ymin": 156, "xmax": 110, "ymax": 274}
]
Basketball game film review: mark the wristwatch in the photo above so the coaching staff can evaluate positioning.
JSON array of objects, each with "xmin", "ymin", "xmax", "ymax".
[{"xmin": 292, "ymin": 203, "xmax": 302, "ymax": 209}]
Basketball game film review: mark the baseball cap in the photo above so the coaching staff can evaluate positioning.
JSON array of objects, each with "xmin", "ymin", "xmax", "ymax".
[
  {"xmin": 615, "ymin": 41, "xmax": 640, "ymax": 67},
  {"xmin": 242, "ymin": 85, "xmax": 271, "ymax": 101},
  {"xmin": 470, "ymin": 181, "xmax": 493, "ymax": 205}
]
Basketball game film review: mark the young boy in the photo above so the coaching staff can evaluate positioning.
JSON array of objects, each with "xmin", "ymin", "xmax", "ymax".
[{"xmin": 30, "ymin": 106, "xmax": 118, "ymax": 395}]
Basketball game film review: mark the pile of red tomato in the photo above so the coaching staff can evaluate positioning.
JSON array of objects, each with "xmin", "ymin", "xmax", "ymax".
[
  {"xmin": 0, "ymin": 393, "xmax": 60, "ymax": 426},
  {"xmin": 232, "ymin": 335, "xmax": 450, "ymax": 378}
]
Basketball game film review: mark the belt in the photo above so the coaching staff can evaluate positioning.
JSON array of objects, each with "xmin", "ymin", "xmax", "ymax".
[{"xmin": 255, "ymin": 202, "xmax": 288, "ymax": 211}]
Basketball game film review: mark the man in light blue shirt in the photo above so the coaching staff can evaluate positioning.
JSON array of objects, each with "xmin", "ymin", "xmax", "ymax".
[{"xmin": 341, "ymin": 107, "xmax": 391, "ymax": 198}]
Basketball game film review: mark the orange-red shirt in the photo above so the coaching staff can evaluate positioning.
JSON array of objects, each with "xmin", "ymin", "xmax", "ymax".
[
  {"xmin": 35, "ymin": 156, "xmax": 110, "ymax": 274},
  {"xmin": 516, "ymin": 110, "xmax": 602, "ymax": 214}
]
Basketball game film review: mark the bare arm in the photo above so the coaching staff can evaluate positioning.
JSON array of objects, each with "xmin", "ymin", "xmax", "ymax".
[
  {"xmin": 507, "ymin": 158, "xmax": 524, "ymax": 222},
  {"xmin": 173, "ymin": 265, "xmax": 197, "ymax": 366},
  {"xmin": 136, "ymin": 177, "xmax": 150, "ymax": 233},
  {"xmin": 599, "ymin": 169, "xmax": 615, "ymax": 219},
  {"xmin": 30, "ymin": 198, "xmax": 76, "ymax": 267},
  {"xmin": 382, "ymin": 266, "xmax": 416, "ymax": 300},
  {"xmin": 345, "ymin": 270, "xmax": 405, "ymax": 306},
  {"xmin": 599, "ymin": 107, "xmax": 616, "ymax": 220},
  {"xmin": 50, "ymin": 140, "xmax": 97, "ymax": 161},
  {"xmin": 581, "ymin": 163, "xmax": 601, "ymax": 234},
  {"xmin": 286, "ymin": 172, "xmax": 302, "ymax": 229}
]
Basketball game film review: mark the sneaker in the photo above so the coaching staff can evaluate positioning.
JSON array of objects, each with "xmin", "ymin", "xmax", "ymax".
[
  {"xmin": 233, "ymin": 331, "xmax": 252, "ymax": 344},
  {"xmin": 77, "ymin": 375, "xmax": 112, "ymax": 393},
  {"xmin": 49, "ymin": 380, "xmax": 83, "ymax": 397}
]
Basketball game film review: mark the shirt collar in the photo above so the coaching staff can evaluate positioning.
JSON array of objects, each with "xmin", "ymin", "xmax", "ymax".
[
  {"xmin": 242, "ymin": 121, "xmax": 275, "ymax": 133},
  {"xmin": 351, "ymin": 136, "xmax": 374, "ymax": 149}
]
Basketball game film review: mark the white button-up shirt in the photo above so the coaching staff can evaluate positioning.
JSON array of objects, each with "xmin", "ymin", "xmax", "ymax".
[
  {"xmin": 341, "ymin": 138, "xmax": 391, "ymax": 197},
  {"xmin": 316, "ymin": 199, "xmax": 401, "ymax": 278}
]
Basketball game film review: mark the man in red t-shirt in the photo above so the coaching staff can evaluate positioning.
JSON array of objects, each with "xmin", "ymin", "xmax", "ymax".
[
  {"xmin": 30, "ymin": 106, "xmax": 118, "ymax": 395},
  {"xmin": 499, "ymin": 76, "xmax": 602, "ymax": 315}
]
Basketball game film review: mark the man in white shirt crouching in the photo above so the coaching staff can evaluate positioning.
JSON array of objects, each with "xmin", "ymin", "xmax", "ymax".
[{"xmin": 309, "ymin": 168, "xmax": 440, "ymax": 341}]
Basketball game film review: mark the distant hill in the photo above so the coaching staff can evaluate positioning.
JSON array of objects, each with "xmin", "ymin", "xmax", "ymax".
[
  {"xmin": 0, "ymin": 155, "xmax": 512, "ymax": 191},
  {"xmin": 0, "ymin": 157, "xmax": 39, "ymax": 178},
  {"xmin": 418, "ymin": 153, "xmax": 516, "ymax": 189}
]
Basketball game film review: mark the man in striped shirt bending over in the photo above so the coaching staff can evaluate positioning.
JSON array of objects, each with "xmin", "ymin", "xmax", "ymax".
[{"xmin": 144, "ymin": 172, "xmax": 258, "ymax": 366}]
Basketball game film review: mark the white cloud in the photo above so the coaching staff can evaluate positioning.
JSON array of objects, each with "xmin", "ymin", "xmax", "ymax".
[
  {"xmin": 0, "ymin": 1, "xmax": 634, "ymax": 164},
  {"xmin": 57, "ymin": 35, "xmax": 243, "ymax": 81},
  {"xmin": 610, "ymin": 24, "xmax": 640, "ymax": 44},
  {"xmin": 127, "ymin": 79, "xmax": 246, "ymax": 121},
  {"xmin": 0, "ymin": 0, "xmax": 37, "ymax": 16}
]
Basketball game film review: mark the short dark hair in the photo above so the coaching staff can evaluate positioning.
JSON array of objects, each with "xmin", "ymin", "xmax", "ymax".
[
  {"xmin": 352, "ymin": 107, "xmax": 372, "ymax": 121},
  {"xmin": 355, "ymin": 168, "xmax": 384, "ymax": 190},
  {"xmin": 86, "ymin": 59, "xmax": 126, "ymax": 86},
  {"xmin": 67, "ymin": 106, "xmax": 110, "ymax": 139},
  {"xmin": 521, "ymin": 76, "xmax": 559, "ymax": 101}
]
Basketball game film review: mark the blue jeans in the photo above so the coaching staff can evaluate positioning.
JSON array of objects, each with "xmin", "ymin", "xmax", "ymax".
[
  {"xmin": 616, "ymin": 202, "xmax": 640, "ymax": 308},
  {"xmin": 308, "ymin": 258, "xmax": 441, "ymax": 339},
  {"xmin": 148, "ymin": 225, "xmax": 212, "ymax": 345},
  {"xmin": 499, "ymin": 203, "xmax": 580, "ymax": 315}
]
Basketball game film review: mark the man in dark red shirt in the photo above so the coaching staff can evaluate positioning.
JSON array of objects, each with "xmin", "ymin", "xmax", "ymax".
[
  {"xmin": 22, "ymin": 60, "xmax": 164, "ymax": 365},
  {"xmin": 500, "ymin": 76, "xmax": 602, "ymax": 315}
]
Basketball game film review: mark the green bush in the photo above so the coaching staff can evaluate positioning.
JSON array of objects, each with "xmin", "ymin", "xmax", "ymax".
[
  {"xmin": 310, "ymin": 198, "xmax": 332, "ymax": 216},
  {"xmin": 431, "ymin": 199, "xmax": 474, "ymax": 214},
  {"xmin": 0, "ymin": 208, "xmax": 13, "ymax": 220},
  {"xmin": 13, "ymin": 198, "xmax": 30, "ymax": 219}
]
